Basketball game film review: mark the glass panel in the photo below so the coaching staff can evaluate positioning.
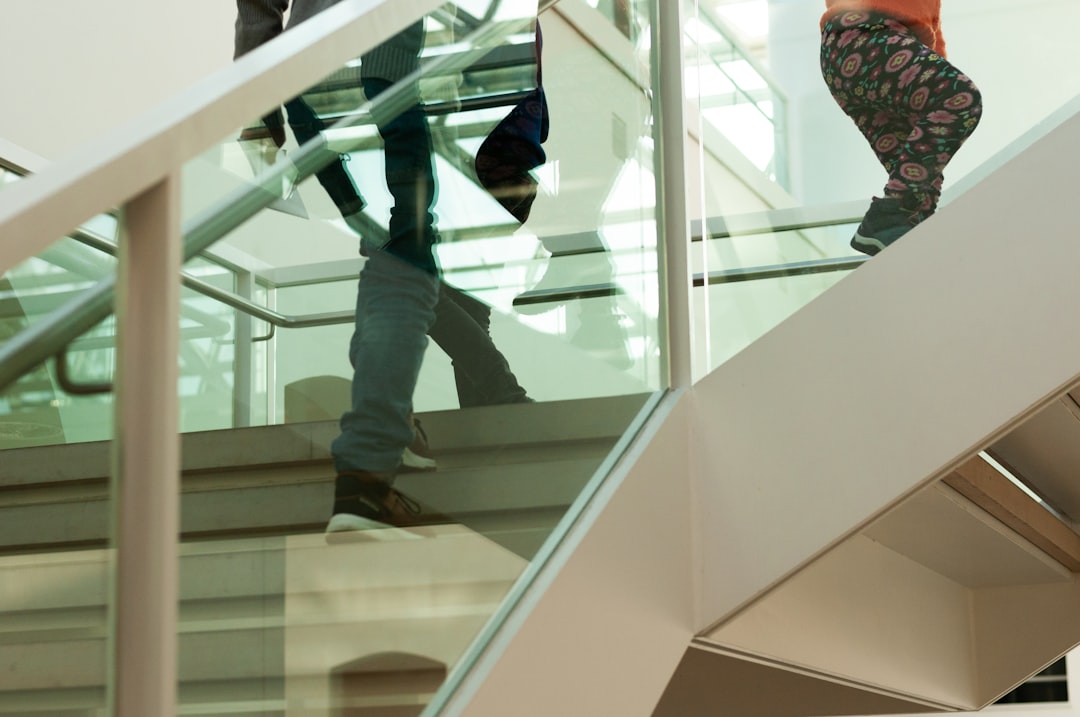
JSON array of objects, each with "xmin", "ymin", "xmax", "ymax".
[
  {"xmin": 0, "ymin": 184, "xmax": 258, "ymax": 716},
  {"xmin": 0, "ymin": 165, "xmax": 259, "ymax": 443},
  {"xmin": 187, "ymin": 4, "xmax": 664, "ymax": 422},
  {"xmin": 0, "ymin": 225, "xmax": 117, "ymax": 713},
  {"xmin": 0, "ymin": 200, "xmax": 116, "ymax": 442},
  {"xmin": 684, "ymin": 5, "xmax": 786, "ymax": 185},
  {"xmin": 172, "ymin": 0, "xmax": 663, "ymax": 714},
  {"xmin": 697, "ymin": 217, "xmax": 862, "ymax": 371},
  {"xmin": 687, "ymin": 0, "xmax": 1080, "ymax": 379}
]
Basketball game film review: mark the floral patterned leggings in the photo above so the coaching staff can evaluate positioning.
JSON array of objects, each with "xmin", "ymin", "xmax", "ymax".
[{"xmin": 820, "ymin": 10, "xmax": 982, "ymax": 216}]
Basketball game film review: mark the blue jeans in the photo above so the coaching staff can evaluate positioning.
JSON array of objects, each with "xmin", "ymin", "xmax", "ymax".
[
  {"xmin": 330, "ymin": 70, "xmax": 440, "ymax": 474},
  {"xmin": 279, "ymin": 95, "xmax": 367, "ymax": 216},
  {"xmin": 430, "ymin": 283, "xmax": 529, "ymax": 407},
  {"xmin": 331, "ymin": 241, "xmax": 439, "ymax": 473}
]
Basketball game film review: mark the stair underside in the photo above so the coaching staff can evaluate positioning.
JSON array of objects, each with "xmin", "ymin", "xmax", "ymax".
[{"xmin": 677, "ymin": 453, "xmax": 1080, "ymax": 713}]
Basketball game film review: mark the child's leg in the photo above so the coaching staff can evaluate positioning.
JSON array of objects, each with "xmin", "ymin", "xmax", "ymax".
[
  {"xmin": 821, "ymin": 11, "xmax": 982, "ymax": 215},
  {"xmin": 892, "ymin": 53, "xmax": 981, "ymax": 214}
]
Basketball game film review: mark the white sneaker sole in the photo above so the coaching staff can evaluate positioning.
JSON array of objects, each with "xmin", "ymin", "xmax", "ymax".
[
  {"xmin": 851, "ymin": 231, "xmax": 886, "ymax": 256},
  {"xmin": 400, "ymin": 447, "xmax": 437, "ymax": 472},
  {"xmin": 324, "ymin": 514, "xmax": 424, "ymax": 542}
]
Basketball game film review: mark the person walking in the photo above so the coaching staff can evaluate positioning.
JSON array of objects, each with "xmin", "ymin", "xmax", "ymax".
[{"xmin": 235, "ymin": 0, "xmax": 538, "ymax": 536}]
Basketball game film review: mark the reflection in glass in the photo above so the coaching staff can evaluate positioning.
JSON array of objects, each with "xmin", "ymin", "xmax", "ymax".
[{"xmin": 171, "ymin": 1, "xmax": 663, "ymax": 714}]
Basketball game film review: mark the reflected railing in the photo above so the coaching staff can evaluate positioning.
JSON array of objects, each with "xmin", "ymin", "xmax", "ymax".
[
  {"xmin": 2, "ymin": 193, "xmax": 868, "ymax": 447},
  {"xmin": 683, "ymin": 4, "xmax": 787, "ymax": 186},
  {"xmin": 0, "ymin": 184, "xmax": 267, "ymax": 439}
]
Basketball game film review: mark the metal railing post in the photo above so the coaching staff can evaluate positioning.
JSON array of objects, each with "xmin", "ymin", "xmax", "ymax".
[
  {"xmin": 653, "ymin": 0, "xmax": 694, "ymax": 389},
  {"xmin": 233, "ymin": 269, "xmax": 255, "ymax": 428},
  {"xmin": 109, "ymin": 172, "xmax": 181, "ymax": 717}
]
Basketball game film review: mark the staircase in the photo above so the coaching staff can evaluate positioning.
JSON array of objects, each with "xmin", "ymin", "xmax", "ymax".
[
  {"xmin": 405, "ymin": 105, "xmax": 1080, "ymax": 717},
  {"xmin": 2, "ymin": 0, "xmax": 1080, "ymax": 714},
  {"xmin": 0, "ymin": 394, "xmax": 651, "ymax": 715},
  {"xmin": 652, "ymin": 108, "xmax": 1080, "ymax": 714}
]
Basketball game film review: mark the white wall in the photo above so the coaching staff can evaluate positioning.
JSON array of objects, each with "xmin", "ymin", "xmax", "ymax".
[{"xmin": 0, "ymin": 0, "xmax": 236, "ymax": 159}]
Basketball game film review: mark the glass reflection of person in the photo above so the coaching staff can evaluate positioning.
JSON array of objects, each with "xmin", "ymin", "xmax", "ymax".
[{"xmin": 235, "ymin": 0, "xmax": 534, "ymax": 535}]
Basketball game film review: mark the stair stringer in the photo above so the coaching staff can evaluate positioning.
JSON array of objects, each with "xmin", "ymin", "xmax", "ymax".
[
  {"xmin": 688, "ymin": 107, "xmax": 1080, "ymax": 706},
  {"xmin": 438, "ymin": 390, "xmax": 698, "ymax": 717}
]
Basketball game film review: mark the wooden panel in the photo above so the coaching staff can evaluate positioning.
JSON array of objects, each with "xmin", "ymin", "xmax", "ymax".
[
  {"xmin": 990, "ymin": 393, "xmax": 1080, "ymax": 524},
  {"xmin": 943, "ymin": 455, "xmax": 1080, "ymax": 572}
]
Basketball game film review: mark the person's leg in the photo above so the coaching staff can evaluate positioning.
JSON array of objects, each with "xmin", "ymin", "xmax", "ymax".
[
  {"xmin": 326, "ymin": 244, "xmax": 441, "ymax": 535},
  {"xmin": 429, "ymin": 283, "xmax": 530, "ymax": 407},
  {"xmin": 327, "ymin": 22, "xmax": 444, "ymax": 534},
  {"xmin": 889, "ymin": 55, "xmax": 981, "ymax": 216},
  {"xmin": 360, "ymin": 77, "xmax": 438, "ymax": 273},
  {"xmin": 283, "ymin": 94, "xmax": 367, "ymax": 217},
  {"xmin": 330, "ymin": 244, "xmax": 438, "ymax": 475},
  {"xmin": 234, "ymin": 0, "xmax": 289, "ymax": 57},
  {"xmin": 234, "ymin": 0, "xmax": 291, "ymax": 145},
  {"xmin": 821, "ymin": 11, "xmax": 981, "ymax": 253}
]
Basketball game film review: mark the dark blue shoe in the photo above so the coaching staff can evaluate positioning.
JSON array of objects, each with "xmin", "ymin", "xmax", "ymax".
[{"xmin": 851, "ymin": 197, "xmax": 920, "ymax": 256}]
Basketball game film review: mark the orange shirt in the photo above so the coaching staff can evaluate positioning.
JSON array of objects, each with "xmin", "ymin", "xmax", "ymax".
[{"xmin": 821, "ymin": 0, "xmax": 945, "ymax": 56}]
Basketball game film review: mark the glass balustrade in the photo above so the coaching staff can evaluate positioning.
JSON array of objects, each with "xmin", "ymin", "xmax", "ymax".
[
  {"xmin": 693, "ymin": 212, "xmax": 862, "ymax": 372},
  {"xmin": 0, "ymin": 197, "xmax": 263, "ymax": 716},
  {"xmin": 0, "ymin": 172, "xmax": 117, "ymax": 713},
  {"xmin": 684, "ymin": 4, "xmax": 787, "ymax": 186},
  {"xmin": 168, "ymin": 0, "xmax": 665, "ymax": 714},
  {"xmin": 0, "ymin": 210, "xmax": 115, "ymax": 446},
  {"xmin": 685, "ymin": 0, "xmax": 1080, "ymax": 380},
  {"xmin": 0, "ymin": 205, "xmax": 260, "ymax": 444},
  {"xmin": 186, "ymin": 0, "xmax": 664, "ymax": 426}
]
